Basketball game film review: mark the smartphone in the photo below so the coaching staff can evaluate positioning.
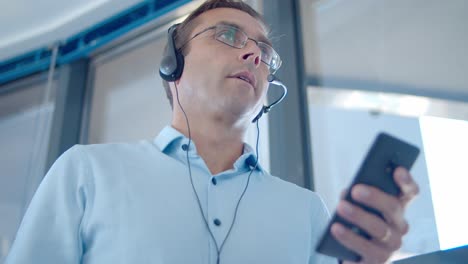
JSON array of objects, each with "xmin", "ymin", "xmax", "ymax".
[{"xmin": 316, "ymin": 132, "xmax": 420, "ymax": 262}]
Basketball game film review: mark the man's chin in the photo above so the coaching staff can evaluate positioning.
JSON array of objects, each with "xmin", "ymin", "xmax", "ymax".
[{"xmin": 219, "ymin": 102, "xmax": 257, "ymax": 121}]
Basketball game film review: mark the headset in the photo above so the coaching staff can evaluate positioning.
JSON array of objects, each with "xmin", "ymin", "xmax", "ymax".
[{"xmin": 159, "ymin": 24, "xmax": 288, "ymax": 123}]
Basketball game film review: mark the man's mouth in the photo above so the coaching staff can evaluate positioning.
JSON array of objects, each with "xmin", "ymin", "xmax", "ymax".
[
  {"xmin": 229, "ymin": 71, "xmax": 256, "ymax": 88},
  {"xmin": 237, "ymin": 75, "xmax": 251, "ymax": 84}
]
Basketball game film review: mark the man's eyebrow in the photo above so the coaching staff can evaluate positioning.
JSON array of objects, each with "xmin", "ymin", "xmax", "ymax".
[{"xmin": 217, "ymin": 21, "xmax": 272, "ymax": 46}]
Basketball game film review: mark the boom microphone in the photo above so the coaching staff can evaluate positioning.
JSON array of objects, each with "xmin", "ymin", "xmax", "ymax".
[{"xmin": 252, "ymin": 74, "xmax": 288, "ymax": 123}]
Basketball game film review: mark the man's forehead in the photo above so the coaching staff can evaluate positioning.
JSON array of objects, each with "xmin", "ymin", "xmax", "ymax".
[{"xmin": 194, "ymin": 8, "xmax": 270, "ymax": 44}]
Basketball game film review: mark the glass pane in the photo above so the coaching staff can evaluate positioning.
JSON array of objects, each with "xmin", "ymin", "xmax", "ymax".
[
  {"xmin": 0, "ymin": 75, "xmax": 57, "ymax": 262},
  {"xmin": 420, "ymin": 116, "xmax": 468, "ymax": 250},
  {"xmin": 87, "ymin": 34, "xmax": 172, "ymax": 144}
]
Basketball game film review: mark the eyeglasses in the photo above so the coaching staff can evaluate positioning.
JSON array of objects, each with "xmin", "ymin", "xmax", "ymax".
[{"xmin": 180, "ymin": 24, "xmax": 282, "ymax": 72}]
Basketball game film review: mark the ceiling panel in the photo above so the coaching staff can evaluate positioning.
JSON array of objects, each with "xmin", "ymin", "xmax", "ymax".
[{"xmin": 300, "ymin": 0, "xmax": 468, "ymax": 99}]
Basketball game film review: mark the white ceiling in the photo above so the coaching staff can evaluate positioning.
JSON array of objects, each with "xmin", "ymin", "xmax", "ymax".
[{"xmin": 0, "ymin": 0, "xmax": 142, "ymax": 61}]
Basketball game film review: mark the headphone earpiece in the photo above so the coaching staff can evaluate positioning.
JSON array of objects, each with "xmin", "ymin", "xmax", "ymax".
[{"xmin": 159, "ymin": 24, "xmax": 184, "ymax": 82}]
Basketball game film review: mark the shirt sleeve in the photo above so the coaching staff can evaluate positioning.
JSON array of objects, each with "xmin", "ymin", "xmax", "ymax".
[
  {"xmin": 308, "ymin": 192, "xmax": 340, "ymax": 264},
  {"xmin": 5, "ymin": 145, "xmax": 92, "ymax": 264}
]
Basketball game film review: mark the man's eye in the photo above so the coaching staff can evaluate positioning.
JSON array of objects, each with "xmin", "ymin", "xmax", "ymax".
[
  {"xmin": 218, "ymin": 30, "xmax": 236, "ymax": 43},
  {"xmin": 260, "ymin": 47, "xmax": 271, "ymax": 62}
]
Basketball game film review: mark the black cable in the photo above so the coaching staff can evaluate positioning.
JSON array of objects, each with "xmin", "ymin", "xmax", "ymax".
[
  {"xmin": 218, "ymin": 120, "xmax": 259, "ymax": 254},
  {"xmin": 174, "ymin": 82, "xmax": 260, "ymax": 264}
]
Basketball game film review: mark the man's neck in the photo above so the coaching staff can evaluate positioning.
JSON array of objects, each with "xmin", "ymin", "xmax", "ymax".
[{"xmin": 171, "ymin": 114, "xmax": 248, "ymax": 175}]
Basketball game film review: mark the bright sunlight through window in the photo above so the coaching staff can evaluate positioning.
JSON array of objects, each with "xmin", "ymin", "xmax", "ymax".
[{"xmin": 420, "ymin": 116, "xmax": 468, "ymax": 250}]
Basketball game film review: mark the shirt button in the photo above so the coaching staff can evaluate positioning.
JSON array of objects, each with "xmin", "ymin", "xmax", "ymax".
[
  {"xmin": 181, "ymin": 144, "xmax": 188, "ymax": 151},
  {"xmin": 211, "ymin": 177, "xmax": 217, "ymax": 185},
  {"xmin": 213, "ymin": 219, "xmax": 222, "ymax": 226}
]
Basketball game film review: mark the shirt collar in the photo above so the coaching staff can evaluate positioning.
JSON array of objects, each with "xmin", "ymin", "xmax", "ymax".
[
  {"xmin": 154, "ymin": 126, "xmax": 185, "ymax": 153},
  {"xmin": 154, "ymin": 126, "xmax": 263, "ymax": 172}
]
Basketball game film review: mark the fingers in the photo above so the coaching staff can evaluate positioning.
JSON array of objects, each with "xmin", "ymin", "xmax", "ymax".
[
  {"xmin": 340, "ymin": 188, "xmax": 348, "ymax": 199},
  {"xmin": 393, "ymin": 167, "xmax": 420, "ymax": 206},
  {"xmin": 350, "ymin": 185, "xmax": 409, "ymax": 234},
  {"xmin": 336, "ymin": 200, "xmax": 402, "ymax": 251},
  {"xmin": 331, "ymin": 223, "xmax": 392, "ymax": 264},
  {"xmin": 333, "ymin": 167, "xmax": 419, "ymax": 263}
]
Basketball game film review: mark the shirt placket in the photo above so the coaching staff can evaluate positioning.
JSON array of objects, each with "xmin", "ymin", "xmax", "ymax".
[
  {"xmin": 204, "ymin": 173, "xmax": 219, "ymax": 264},
  {"xmin": 210, "ymin": 171, "xmax": 252, "ymax": 259},
  {"xmin": 206, "ymin": 174, "xmax": 222, "ymax": 264},
  {"xmin": 181, "ymin": 143, "xmax": 219, "ymax": 264}
]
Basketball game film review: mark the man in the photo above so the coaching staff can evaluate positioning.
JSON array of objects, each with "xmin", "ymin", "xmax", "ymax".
[{"xmin": 6, "ymin": 0, "xmax": 419, "ymax": 263}]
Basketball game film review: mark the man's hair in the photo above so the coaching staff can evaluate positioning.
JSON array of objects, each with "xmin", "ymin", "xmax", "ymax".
[{"xmin": 160, "ymin": 0, "xmax": 268, "ymax": 109}]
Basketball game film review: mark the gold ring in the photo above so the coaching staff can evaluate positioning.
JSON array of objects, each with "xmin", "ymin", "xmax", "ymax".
[{"xmin": 380, "ymin": 228, "xmax": 391, "ymax": 242}]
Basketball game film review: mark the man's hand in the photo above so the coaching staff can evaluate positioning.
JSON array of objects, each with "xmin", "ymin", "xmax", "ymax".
[{"xmin": 331, "ymin": 167, "xmax": 420, "ymax": 264}]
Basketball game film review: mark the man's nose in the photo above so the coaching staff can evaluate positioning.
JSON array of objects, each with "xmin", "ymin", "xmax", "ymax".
[{"xmin": 240, "ymin": 41, "xmax": 261, "ymax": 67}]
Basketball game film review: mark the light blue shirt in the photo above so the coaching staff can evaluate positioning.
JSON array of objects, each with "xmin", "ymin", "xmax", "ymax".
[{"xmin": 6, "ymin": 126, "xmax": 336, "ymax": 264}]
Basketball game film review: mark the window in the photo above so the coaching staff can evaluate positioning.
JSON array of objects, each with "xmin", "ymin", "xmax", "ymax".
[
  {"xmin": 0, "ymin": 74, "xmax": 57, "ymax": 261},
  {"xmin": 307, "ymin": 87, "xmax": 468, "ymax": 259}
]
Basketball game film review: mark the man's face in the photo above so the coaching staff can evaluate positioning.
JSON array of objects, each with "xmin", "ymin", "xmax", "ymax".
[{"xmin": 177, "ymin": 8, "xmax": 271, "ymax": 121}]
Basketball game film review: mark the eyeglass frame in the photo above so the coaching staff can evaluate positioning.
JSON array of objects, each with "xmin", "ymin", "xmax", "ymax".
[{"xmin": 178, "ymin": 23, "xmax": 282, "ymax": 72}]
